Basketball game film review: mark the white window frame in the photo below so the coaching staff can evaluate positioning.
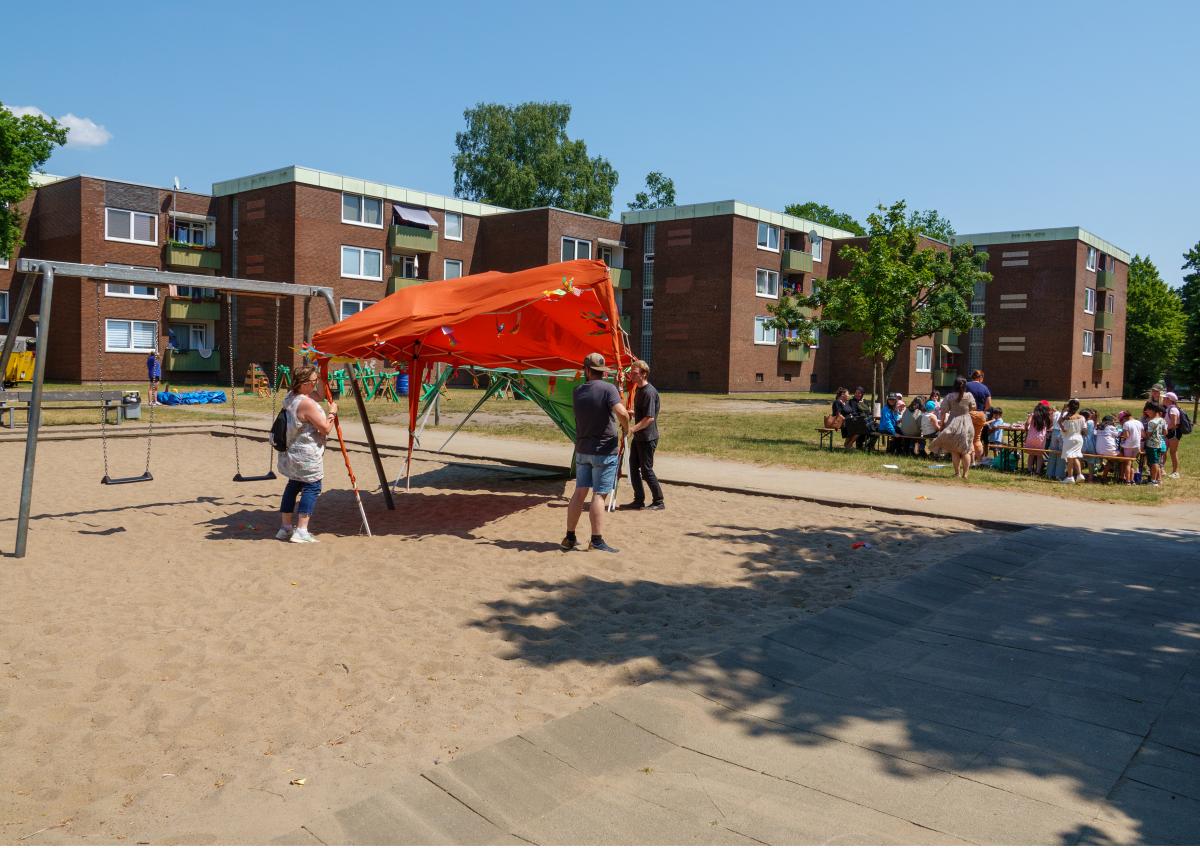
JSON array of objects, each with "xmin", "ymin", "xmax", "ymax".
[
  {"xmin": 105, "ymin": 319, "xmax": 158, "ymax": 353},
  {"xmin": 0, "ymin": 255, "xmax": 8, "ymax": 270},
  {"xmin": 753, "ymin": 316, "xmax": 777, "ymax": 346},
  {"xmin": 339, "ymin": 298, "xmax": 377, "ymax": 320},
  {"xmin": 105, "ymin": 207, "xmax": 158, "ymax": 246},
  {"xmin": 810, "ymin": 325, "xmax": 820, "ymax": 349},
  {"xmin": 443, "ymin": 259, "xmax": 463, "ymax": 280},
  {"xmin": 1084, "ymin": 287, "xmax": 1096, "ymax": 314},
  {"xmin": 916, "ymin": 346, "xmax": 933, "ymax": 372},
  {"xmin": 561, "ymin": 236, "xmax": 592, "ymax": 261},
  {"xmin": 172, "ymin": 218, "xmax": 210, "ymax": 246},
  {"xmin": 341, "ymin": 192, "xmax": 384, "ymax": 228},
  {"xmin": 0, "ymin": 290, "xmax": 8, "ymax": 322},
  {"xmin": 810, "ymin": 233, "xmax": 823, "ymax": 262},
  {"xmin": 444, "ymin": 211, "xmax": 463, "ymax": 241},
  {"xmin": 1086, "ymin": 246, "xmax": 1097, "ymax": 271},
  {"xmin": 397, "ymin": 255, "xmax": 419, "ymax": 279},
  {"xmin": 1105, "ymin": 332, "xmax": 1113, "ymax": 354},
  {"xmin": 187, "ymin": 324, "xmax": 208, "ymax": 350},
  {"xmin": 1082, "ymin": 329, "xmax": 1094, "ymax": 356},
  {"xmin": 1107, "ymin": 293, "xmax": 1115, "ymax": 313},
  {"xmin": 756, "ymin": 222, "xmax": 780, "ymax": 252},
  {"xmin": 104, "ymin": 283, "xmax": 158, "ymax": 299},
  {"xmin": 755, "ymin": 268, "xmax": 779, "ymax": 299},
  {"xmin": 341, "ymin": 245, "xmax": 384, "ymax": 281}
]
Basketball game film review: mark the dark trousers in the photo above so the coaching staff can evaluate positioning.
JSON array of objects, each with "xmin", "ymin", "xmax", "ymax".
[{"xmin": 630, "ymin": 438, "xmax": 664, "ymax": 504}]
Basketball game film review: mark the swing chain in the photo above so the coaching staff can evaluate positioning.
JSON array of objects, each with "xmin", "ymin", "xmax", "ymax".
[
  {"xmin": 94, "ymin": 282, "xmax": 110, "ymax": 478},
  {"xmin": 227, "ymin": 292, "xmax": 242, "ymax": 476}
]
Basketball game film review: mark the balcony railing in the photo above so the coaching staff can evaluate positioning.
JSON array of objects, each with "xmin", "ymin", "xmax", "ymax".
[
  {"xmin": 608, "ymin": 267, "xmax": 631, "ymax": 290},
  {"xmin": 1092, "ymin": 352, "xmax": 1112, "ymax": 371},
  {"xmin": 1095, "ymin": 269, "xmax": 1114, "ymax": 289},
  {"xmin": 389, "ymin": 225, "xmax": 438, "ymax": 253},
  {"xmin": 387, "ymin": 275, "xmax": 429, "ymax": 296},
  {"xmin": 778, "ymin": 342, "xmax": 810, "ymax": 363},
  {"xmin": 1094, "ymin": 311, "xmax": 1116, "ymax": 330},
  {"xmin": 781, "ymin": 249, "xmax": 814, "ymax": 274},
  {"xmin": 167, "ymin": 300, "xmax": 220, "ymax": 321},
  {"xmin": 166, "ymin": 348, "xmax": 221, "ymax": 372},
  {"xmin": 165, "ymin": 243, "xmax": 221, "ymax": 271},
  {"xmin": 933, "ymin": 368, "xmax": 957, "ymax": 385}
]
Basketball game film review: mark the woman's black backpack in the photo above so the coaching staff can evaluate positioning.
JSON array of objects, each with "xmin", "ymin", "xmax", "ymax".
[
  {"xmin": 270, "ymin": 408, "xmax": 290, "ymax": 451},
  {"xmin": 1177, "ymin": 407, "xmax": 1193, "ymax": 436}
]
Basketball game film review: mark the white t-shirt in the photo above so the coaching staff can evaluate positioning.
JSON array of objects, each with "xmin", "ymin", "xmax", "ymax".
[
  {"xmin": 921, "ymin": 411, "xmax": 940, "ymax": 436},
  {"xmin": 1095, "ymin": 425, "xmax": 1120, "ymax": 456},
  {"xmin": 1121, "ymin": 418, "xmax": 1144, "ymax": 451},
  {"xmin": 1165, "ymin": 405, "xmax": 1181, "ymax": 431}
]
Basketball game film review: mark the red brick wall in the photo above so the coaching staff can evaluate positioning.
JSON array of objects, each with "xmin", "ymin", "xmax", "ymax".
[
  {"xmin": 1, "ymin": 191, "xmax": 40, "ymax": 344},
  {"xmin": 477, "ymin": 209, "xmax": 552, "ymax": 272},
  {"xmin": 25, "ymin": 179, "xmax": 84, "ymax": 381}
]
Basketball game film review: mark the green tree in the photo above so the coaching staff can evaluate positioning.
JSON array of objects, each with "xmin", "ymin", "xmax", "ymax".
[
  {"xmin": 907, "ymin": 208, "xmax": 955, "ymax": 241},
  {"xmin": 783, "ymin": 201, "xmax": 865, "ymax": 236},
  {"xmin": 1124, "ymin": 255, "xmax": 1186, "ymax": 396},
  {"xmin": 1178, "ymin": 241, "xmax": 1200, "ymax": 390},
  {"xmin": 765, "ymin": 200, "xmax": 988, "ymax": 402},
  {"xmin": 627, "ymin": 171, "xmax": 676, "ymax": 210},
  {"xmin": 0, "ymin": 102, "xmax": 68, "ymax": 260},
  {"xmin": 452, "ymin": 101, "xmax": 618, "ymax": 217}
]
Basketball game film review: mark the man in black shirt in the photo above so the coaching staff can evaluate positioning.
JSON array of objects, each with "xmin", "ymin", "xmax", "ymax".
[
  {"xmin": 562, "ymin": 353, "xmax": 630, "ymax": 553},
  {"xmin": 624, "ymin": 359, "xmax": 664, "ymax": 510}
]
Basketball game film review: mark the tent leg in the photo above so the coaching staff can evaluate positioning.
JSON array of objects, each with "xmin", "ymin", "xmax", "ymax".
[
  {"xmin": 350, "ymin": 374, "xmax": 394, "ymax": 510},
  {"xmin": 439, "ymin": 376, "xmax": 504, "ymax": 451},
  {"xmin": 15, "ymin": 264, "xmax": 55, "ymax": 558}
]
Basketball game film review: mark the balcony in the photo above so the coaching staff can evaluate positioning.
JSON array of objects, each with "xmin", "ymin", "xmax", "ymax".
[
  {"xmin": 166, "ymin": 348, "xmax": 221, "ymax": 372},
  {"xmin": 389, "ymin": 225, "xmax": 437, "ymax": 253},
  {"xmin": 1092, "ymin": 352, "xmax": 1112, "ymax": 371},
  {"xmin": 778, "ymin": 342, "xmax": 810, "ymax": 363},
  {"xmin": 933, "ymin": 368, "xmax": 957, "ymax": 385},
  {"xmin": 608, "ymin": 267, "xmax": 631, "ymax": 290},
  {"xmin": 167, "ymin": 299, "xmax": 220, "ymax": 321},
  {"xmin": 1094, "ymin": 311, "xmax": 1116, "ymax": 330},
  {"xmin": 387, "ymin": 275, "xmax": 429, "ymax": 296},
  {"xmin": 165, "ymin": 243, "xmax": 221, "ymax": 271},
  {"xmin": 781, "ymin": 249, "xmax": 814, "ymax": 274},
  {"xmin": 1095, "ymin": 269, "xmax": 1114, "ymax": 289}
]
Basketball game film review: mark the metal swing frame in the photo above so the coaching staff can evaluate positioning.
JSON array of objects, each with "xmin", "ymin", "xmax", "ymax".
[{"xmin": 3, "ymin": 259, "xmax": 396, "ymax": 559}]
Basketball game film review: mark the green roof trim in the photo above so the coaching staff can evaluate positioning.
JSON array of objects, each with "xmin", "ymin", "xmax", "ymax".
[
  {"xmin": 621, "ymin": 200, "xmax": 857, "ymax": 240},
  {"xmin": 211, "ymin": 165, "xmax": 511, "ymax": 217},
  {"xmin": 951, "ymin": 227, "xmax": 1130, "ymax": 264}
]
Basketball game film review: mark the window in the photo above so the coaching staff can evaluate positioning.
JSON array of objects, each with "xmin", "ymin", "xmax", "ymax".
[
  {"xmin": 756, "ymin": 222, "xmax": 779, "ymax": 251},
  {"xmin": 176, "ymin": 285, "xmax": 217, "ymax": 299},
  {"xmin": 1082, "ymin": 329, "xmax": 1093, "ymax": 356},
  {"xmin": 341, "ymin": 246, "xmax": 383, "ymax": 280},
  {"xmin": 105, "ymin": 208, "xmax": 158, "ymax": 245},
  {"xmin": 187, "ymin": 324, "xmax": 208, "ymax": 349},
  {"xmin": 1105, "ymin": 333, "xmax": 1113, "ymax": 354},
  {"xmin": 755, "ymin": 268, "xmax": 779, "ymax": 298},
  {"xmin": 105, "ymin": 319, "xmax": 157, "ymax": 353},
  {"xmin": 444, "ymin": 259, "xmax": 463, "ymax": 280},
  {"xmin": 105, "ymin": 283, "xmax": 157, "ymax": 299},
  {"xmin": 0, "ymin": 254, "xmax": 8, "ymax": 270},
  {"xmin": 810, "ymin": 233, "xmax": 823, "ymax": 262},
  {"xmin": 1084, "ymin": 287, "xmax": 1096, "ymax": 314},
  {"xmin": 1086, "ymin": 246, "xmax": 1097, "ymax": 271},
  {"xmin": 341, "ymin": 193, "xmax": 383, "ymax": 227},
  {"xmin": 340, "ymin": 298, "xmax": 377, "ymax": 320},
  {"xmin": 444, "ymin": 211, "xmax": 463, "ymax": 241},
  {"xmin": 395, "ymin": 255, "xmax": 419, "ymax": 279},
  {"xmin": 599, "ymin": 245, "xmax": 613, "ymax": 266},
  {"xmin": 753, "ymin": 316, "xmax": 777, "ymax": 345},
  {"xmin": 755, "ymin": 372, "xmax": 764, "ymax": 382},
  {"xmin": 1107, "ymin": 293, "xmax": 1115, "ymax": 313},
  {"xmin": 173, "ymin": 219, "xmax": 209, "ymax": 246},
  {"xmin": 810, "ymin": 326, "xmax": 820, "ymax": 349},
  {"xmin": 0, "ymin": 291, "xmax": 7, "ymax": 322},
  {"xmin": 916, "ymin": 346, "xmax": 933, "ymax": 372},
  {"xmin": 561, "ymin": 237, "xmax": 592, "ymax": 261}
]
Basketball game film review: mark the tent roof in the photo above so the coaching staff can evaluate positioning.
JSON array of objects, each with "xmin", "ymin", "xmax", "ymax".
[{"xmin": 311, "ymin": 259, "xmax": 630, "ymax": 372}]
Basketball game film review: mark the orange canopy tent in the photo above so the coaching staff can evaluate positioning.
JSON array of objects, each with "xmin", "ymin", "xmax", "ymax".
[{"xmin": 309, "ymin": 258, "xmax": 634, "ymax": 492}]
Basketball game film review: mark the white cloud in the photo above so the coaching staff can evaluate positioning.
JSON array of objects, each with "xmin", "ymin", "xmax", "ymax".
[{"xmin": 9, "ymin": 105, "xmax": 112, "ymax": 148}]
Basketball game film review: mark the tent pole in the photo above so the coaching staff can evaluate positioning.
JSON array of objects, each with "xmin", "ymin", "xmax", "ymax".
[
  {"xmin": 439, "ymin": 374, "xmax": 504, "ymax": 451},
  {"xmin": 14, "ymin": 263, "xmax": 55, "ymax": 558},
  {"xmin": 350, "ymin": 372, "xmax": 394, "ymax": 510}
]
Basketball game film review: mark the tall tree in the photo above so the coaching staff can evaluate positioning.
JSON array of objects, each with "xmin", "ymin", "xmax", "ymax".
[
  {"xmin": 452, "ymin": 102, "xmax": 618, "ymax": 217},
  {"xmin": 907, "ymin": 208, "xmax": 955, "ymax": 241},
  {"xmin": 1178, "ymin": 241, "xmax": 1200, "ymax": 391},
  {"xmin": 627, "ymin": 171, "xmax": 676, "ymax": 210},
  {"xmin": 783, "ymin": 201, "xmax": 865, "ymax": 236},
  {"xmin": 766, "ymin": 200, "xmax": 988, "ymax": 401},
  {"xmin": 1124, "ymin": 255, "xmax": 1185, "ymax": 396},
  {"xmin": 0, "ymin": 102, "xmax": 68, "ymax": 260}
]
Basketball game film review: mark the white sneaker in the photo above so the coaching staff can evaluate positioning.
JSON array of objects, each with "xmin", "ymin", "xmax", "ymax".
[
  {"xmin": 275, "ymin": 527, "xmax": 293, "ymax": 541},
  {"xmin": 1169, "ymin": 472, "xmax": 1180, "ymax": 479},
  {"xmin": 289, "ymin": 529, "xmax": 319, "ymax": 544},
  {"xmin": 1062, "ymin": 477, "xmax": 1076, "ymax": 484}
]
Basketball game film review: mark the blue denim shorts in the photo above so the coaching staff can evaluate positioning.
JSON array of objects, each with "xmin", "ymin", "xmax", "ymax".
[{"xmin": 575, "ymin": 452, "xmax": 619, "ymax": 494}]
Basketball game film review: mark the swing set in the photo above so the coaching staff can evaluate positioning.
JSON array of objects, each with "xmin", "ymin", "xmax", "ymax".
[{"xmin": 4, "ymin": 259, "xmax": 398, "ymax": 558}]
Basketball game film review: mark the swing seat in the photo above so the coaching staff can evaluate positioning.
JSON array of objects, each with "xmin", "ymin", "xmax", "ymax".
[
  {"xmin": 101, "ymin": 471, "xmax": 154, "ymax": 485},
  {"xmin": 233, "ymin": 471, "xmax": 277, "ymax": 482}
]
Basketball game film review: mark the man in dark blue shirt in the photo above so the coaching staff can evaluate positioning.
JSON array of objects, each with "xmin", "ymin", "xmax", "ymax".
[
  {"xmin": 146, "ymin": 351, "xmax": 162, "ymax": 406},
  {"xmin": 965, "ymin": 370, "xmax": 991, "ymax": 415},
  {"xmin": 562, "ymin": 353, "xmax": 629, "ymax": 553}
]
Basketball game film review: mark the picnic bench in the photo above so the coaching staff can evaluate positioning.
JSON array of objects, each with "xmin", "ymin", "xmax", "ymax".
[
  {"xmin": 985, "ymin": 442, "xmax": 1138, "ymax": 478},
  {"xmin": 1, "ymin": 390, "xmax": 128, "ymax": 429}
]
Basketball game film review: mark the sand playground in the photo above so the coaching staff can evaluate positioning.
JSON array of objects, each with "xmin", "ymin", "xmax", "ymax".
[{"xmin": 0, "ymin": 432, "xmax": 996, "ymax": 844}]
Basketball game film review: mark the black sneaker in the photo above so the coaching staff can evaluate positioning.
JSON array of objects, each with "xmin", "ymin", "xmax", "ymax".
[
  {"xmin": 648, "ymin": 501, "xmax": 666, "ymax": 510},
  {"xmin": 589, "ymin": 540, "xmax": 620, "ymax": 553},
  {"xmin": 560, "ymin": 535, "xmax": 578, "ymax": 552},
  {"xmin": 623, "ymin": 501, "xmax": 646, "ymax": 510}
]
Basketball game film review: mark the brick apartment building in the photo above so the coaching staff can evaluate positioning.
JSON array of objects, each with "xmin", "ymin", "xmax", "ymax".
[
  {"xmin": 950, "ymin": 228, "xmax": 1129, "ymax": 400},
  {"xmin": 1, "ymin": 165, "xmax": 1129, "ymax": 399}
]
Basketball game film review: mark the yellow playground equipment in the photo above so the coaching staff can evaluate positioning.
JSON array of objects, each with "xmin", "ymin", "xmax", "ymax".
[{"xmin": 3, "ymin": 350, "xmax": 35, "ymax": 385}]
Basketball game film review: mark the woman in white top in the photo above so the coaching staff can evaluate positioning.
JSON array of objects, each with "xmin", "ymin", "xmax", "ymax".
[
  {"xmin": 1163, "ymin": 391, "xmax": 1184, "ymax": 478},
  {"xmin": 276, "ymin": 364, "xmax": 339, "ymax": 544},
  {"xmin": 1058, "ymin": 398, "xmax": 1086, "ymax": 484}
]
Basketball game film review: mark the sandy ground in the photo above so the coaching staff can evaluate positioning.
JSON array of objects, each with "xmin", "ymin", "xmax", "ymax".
[{"xmin": 1, "ymin": 433, "xmax": 995, "ymax": 844}]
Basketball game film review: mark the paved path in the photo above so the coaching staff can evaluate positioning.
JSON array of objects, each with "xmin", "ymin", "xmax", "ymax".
[{"xmin": 275, "ymin": 520, "xmax": 1199, "ymax": 844}]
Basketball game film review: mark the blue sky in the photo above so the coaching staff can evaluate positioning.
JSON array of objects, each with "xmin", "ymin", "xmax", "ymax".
[{"xmin": 4, "ymin": 0, "xmax": 1197, "ymax": 283}]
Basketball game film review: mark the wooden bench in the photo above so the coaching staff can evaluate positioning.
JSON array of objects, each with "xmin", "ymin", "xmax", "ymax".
[
  {"xmin": 986, "ymin": 443, "xmax": 1138, "ymax": 478},
  {"xmin": 1, "ymin": 390, "xmax": 127, "ymax": 429},
  {"xmin": 816, "ymin": 427, "xmax": 838, "ymax": 451}
]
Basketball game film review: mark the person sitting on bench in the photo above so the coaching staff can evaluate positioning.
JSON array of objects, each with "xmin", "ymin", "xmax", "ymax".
[{"xmin": 880, "ymin": 392, "xmax": 903, "ymax": 454}]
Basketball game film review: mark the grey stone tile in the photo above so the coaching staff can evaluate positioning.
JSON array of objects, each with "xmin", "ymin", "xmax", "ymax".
[
  {"xmin": 911, "ymin": 775, "xmax": 1096, "ymax": 845},
  {"xmin": 520, "ymin": 703, "xmax": 675, "ymax": 778},
  {"xmin": 1035, "ymin": 686, "xmax": 1161, "ymax": 736},
  {"xmin": 1001, "ymin": 709, "xmax": 1143, "ymax": 771},
  {"xmin": 964, "ymin": 738, "xmax": 1122, "ymax": 814},
  {"xmin": 1097, "ymin": 778, "xmax": 1200, "ymax": 845},
  {"xmin": 844, "ymin": 593, "xmax": 934, "ymax": 627},
  {"xmin": 1124, "ymin": 742, "xmax": 1200, "ymax": 800},
  {"xmin": 1148, "ymin": 691, "xmax": 1200, "ymax": 755},
  {"xmin": 267, "ymin": 828, "xmax": 324, "ymax": 845},
  {"xmin": 893, "ymin": 652, "xmax": 1054, "ymax": 706},
  {"xmin": 709, "ymin": 633, "xmax": 836, "ymax": 685}
]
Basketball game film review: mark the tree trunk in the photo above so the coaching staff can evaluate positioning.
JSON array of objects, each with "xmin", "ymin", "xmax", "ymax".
[{"xmin": 882, "ymin": 355, "xmax": 901, "ymax": 400}]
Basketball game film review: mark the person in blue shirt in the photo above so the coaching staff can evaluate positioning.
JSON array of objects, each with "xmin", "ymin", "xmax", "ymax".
[
  {"xmin": 879, "ymin": 392, "xmax": 902, "ymax": 453},
  {"xmin": 146, "ymin": 351, "xmax": 162, "ymax": 406}
]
